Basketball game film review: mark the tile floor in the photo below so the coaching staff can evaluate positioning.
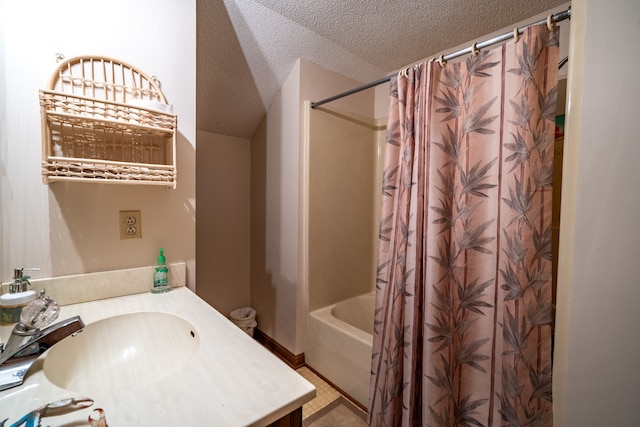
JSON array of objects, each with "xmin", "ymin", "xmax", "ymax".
[{"xmin": 296, "ymin": 366, "xmax": 342, "ymax": 418}]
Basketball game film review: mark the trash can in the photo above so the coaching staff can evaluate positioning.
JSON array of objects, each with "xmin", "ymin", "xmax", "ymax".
[{"xmin": 230, "ymin": 307, "xmax": 257, "ymax": 337}]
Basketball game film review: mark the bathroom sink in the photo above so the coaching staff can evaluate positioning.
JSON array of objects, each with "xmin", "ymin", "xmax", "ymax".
[{"xmin": 43, "ymin": 312, "xmax": 199, "ymax": 394}]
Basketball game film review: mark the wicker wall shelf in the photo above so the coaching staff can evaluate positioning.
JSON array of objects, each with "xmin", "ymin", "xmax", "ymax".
[{"xmin": 39, "ymin": 55, "xmax": 177, "ymax": 188}]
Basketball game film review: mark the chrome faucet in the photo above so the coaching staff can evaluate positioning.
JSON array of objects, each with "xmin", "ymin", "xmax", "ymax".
[{"xmin": 0, "ymin": 316, "xmax": 84, "ymax": 391}]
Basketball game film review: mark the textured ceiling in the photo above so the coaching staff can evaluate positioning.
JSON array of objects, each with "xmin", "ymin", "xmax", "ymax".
[{"xmin": 197, "ymin": 0, "xmax": 567, "ymax": 138}]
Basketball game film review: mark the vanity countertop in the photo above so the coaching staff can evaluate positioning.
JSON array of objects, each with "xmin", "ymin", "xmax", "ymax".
[{"xmin": 0, "ymin": 285, "xmax": 315, "ymax": 425}]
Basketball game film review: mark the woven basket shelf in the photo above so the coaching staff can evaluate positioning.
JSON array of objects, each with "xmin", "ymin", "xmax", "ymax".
[{"xmin": 39, "ymin": 55, "xmax": 177, "ymax": 188}]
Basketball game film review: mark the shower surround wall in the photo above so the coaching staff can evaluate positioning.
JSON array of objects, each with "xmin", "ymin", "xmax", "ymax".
[
  {"xmin": 307, "ymin": 106, "xmax": 383, "ymax": 311},
  {"xmin": 305, "ymin": 104, "xmax": 385, "ymax": 406},
  {"xmin": 250, "ymin": 58, "xmax": 380, "ymax": 356}
]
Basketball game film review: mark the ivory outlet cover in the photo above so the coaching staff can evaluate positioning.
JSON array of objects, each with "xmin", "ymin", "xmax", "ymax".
[{"xmin": 119, "ymin": 210, "xmax": 142, "ymax": 240}]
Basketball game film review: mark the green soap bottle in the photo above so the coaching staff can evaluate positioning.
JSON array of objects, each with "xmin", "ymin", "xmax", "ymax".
[{"xmin": 151, "ymin": 248, "xmax": 170, "ymax": 293}]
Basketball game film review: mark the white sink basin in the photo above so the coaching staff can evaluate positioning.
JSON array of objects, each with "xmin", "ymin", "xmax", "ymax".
[{"xmin": 43, "ymin": 312, "xmax": 199, "ymax": 394}]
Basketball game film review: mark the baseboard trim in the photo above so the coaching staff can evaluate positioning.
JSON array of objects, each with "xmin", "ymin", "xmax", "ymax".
[{"xmin": 254, "ymin": 328, "xmax": 305, "ymax": 369}]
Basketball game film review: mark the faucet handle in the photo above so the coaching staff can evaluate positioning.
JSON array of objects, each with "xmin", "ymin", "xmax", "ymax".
[{"xmin": 20, "ymin": 297, "xmax": 60, "ymax": 329}]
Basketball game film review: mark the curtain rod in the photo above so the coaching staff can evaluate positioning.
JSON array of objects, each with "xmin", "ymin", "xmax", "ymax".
[{"xmin": 310, "ymin": 7, "xmax": 571, "ymax": 109}]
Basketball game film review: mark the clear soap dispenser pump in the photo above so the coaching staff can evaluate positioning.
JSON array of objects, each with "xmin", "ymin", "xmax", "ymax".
[{"xmin": 151, "ymin": 248, "xmax": 170, "ymax": 293}]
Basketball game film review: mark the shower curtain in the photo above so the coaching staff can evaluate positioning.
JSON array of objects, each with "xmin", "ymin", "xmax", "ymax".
[{"xmin": 369, "ymin": 24, "xmax": 558, "ymax": 427}]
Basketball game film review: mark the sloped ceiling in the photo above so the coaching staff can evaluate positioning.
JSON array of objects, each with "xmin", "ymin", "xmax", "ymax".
[{"xmin": 197, "ymin": 0, "xmax": 567, "ymax": 138}]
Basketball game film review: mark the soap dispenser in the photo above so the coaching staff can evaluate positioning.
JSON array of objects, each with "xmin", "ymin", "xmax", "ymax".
[
  {"xmin": 151, "ymin": 248, "xmax": 170, "ymax": 293},
  {"xmin": 0, "ymin": 268, "xmax": 39, "ymax": 325}
]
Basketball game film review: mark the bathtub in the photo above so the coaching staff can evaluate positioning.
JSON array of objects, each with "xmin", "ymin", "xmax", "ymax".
[{"xmin": 306, "ymin": 293, "xmax": 374, "ymax": 408}]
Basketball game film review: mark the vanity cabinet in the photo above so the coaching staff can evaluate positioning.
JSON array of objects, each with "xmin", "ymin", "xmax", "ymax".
[
  {"xmin": 39, "ymin": 55, "xmax": 177, "ymax": 188},
  {"xmin": 267, "ymin": 408, "xmax": 302, "ymax": 426}
]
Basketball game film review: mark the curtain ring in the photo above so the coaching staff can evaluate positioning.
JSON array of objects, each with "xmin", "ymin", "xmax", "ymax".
[
  {"xmin": 547, "ymin": 14, "xmax": 556, "ymax": 31},
  {"xmin": 513, "ymin": 28, "xmax": 520, "ymax": 43},
  {"xmin": 471, "ymin": 42, "xmax": 479, "ymax": 56},
  {"xmin": 438, "ymin": 55, "xmax": 447, "ymax": 67}
]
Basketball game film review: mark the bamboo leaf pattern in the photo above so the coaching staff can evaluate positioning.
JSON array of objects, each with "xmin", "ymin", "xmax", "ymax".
[
  {"xmin": 505, "ymin": 131, "xmax": 531, "ymax": 172},
  {"xmin": 454, "ymin": 395, "xmax": 490, "ymax": 426},
  {"xmin": 375, "ymin": 259, "xmax": 390, "ymax": 289},
  {"xmin": 502, "ymin": 307, "xmax": 528, "ymax": 355},
  {"xmin": 526, "ymin": 266, "xmax": 551, "ymax": 293},
  {"xmin": 442, "ymin": 62, "xmax": 463, "ymax": 89},
  {"xmin": 499, "ymin": 391, "xmax": 520, "ymax": 427},
  {"xmin": 378, "ymin": 214, "xmax": 394, "ymax": 242},
  {"xmin": 501, "ymin": 262, "xmax": 525, "ymax": 300},
  {"xmin": 431, "ymin": 282, "xmax": 454, "ymax": 313},
  {"xmin": 456, "ymin": 338, "xmax": 491, "ymax": 372},
  {"xmin": 532, "ymin": 125, "xmax": 552, "ymax": 153},
  {"xmin": 433, "ymin": 125, "xmax": 463, "ymax": 167},
  {"xmin": 386, "ymin": 119, "xmax": 401, "ymax": 146},
  {"xmin": 436, "ymin": 88, "xmax": 463, "ymax": 121},
  {"xmin": 430, "ymin": 405, "xmax": 453, "ymax": 427},
  {"xmin": 502, "ymin": 229, "xmax": 528, "ymax": 265},
  {"xmin": 533, "ymin": 160, "xmax": 554, "ymax": 188},
  {"xmin": 458, "ymin": 278, "xmax": 494, "ymax": 315},
  {"xmin": 435, "ymin": 168, "xmax": 456, "ymax": 200},
  {"xmin": 502, "ymin": 176, "xmax": 534, "ymax": 227},
  {"xmin": 425, "ymin": 355, "xmax": 455, "ymax": 403},
  {"xmin": 460, "ymin": 158, "xmax": 498, "ymax": 197},
  {"xmin": 431, "ymin": 197, "xmax": 455, "ymax": 233},
  {"xmin": 381, "ymin": 166, "xmax": 399, "ymax": 197},
  {"xmin": 457, "ymin": 219, "xmax": 496, "ymax": 253},
  {"xmin": 466, "ymin": 51, "xmax": 500, "ymax": 78},
  {"xmin": 528, "ymin": 364, "xmax": 553, "ymax": 402},
  {"xmin": 462, "ymin": 97, "xmax": 498, "ymax": 135},
  {"xmin": 508, "ymin": 38, "xmax": 541, "ymax": 83},
  {"xmin": 538, "ymin": 85, "xmax": 558, "ymax": 122},
  {"xmin": 508, "ymin": 97, "xmax": 534, "ymax": 128},
  {"xmin": 502, "ymin": 364, "xmax": 523, "ymax": 398},
  {"xmin": 532, "ymin": 224, "xmax": 553, "ymax": 263},
  {"xmin": 369, "ymin": 24, "xmax": 558, "ymax": 426},
  {"xmin": 527, "ymin": 292, "xmax": 553, "ymax": 327},
  {"xmin": 427, "ymin": 312, "xmax": 454, "ymax": 353}
]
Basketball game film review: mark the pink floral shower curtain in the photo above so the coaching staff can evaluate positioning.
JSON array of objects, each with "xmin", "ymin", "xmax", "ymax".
[{"xmin": 369, "ymin": 24, "xmax": 559, "ymax": 426}]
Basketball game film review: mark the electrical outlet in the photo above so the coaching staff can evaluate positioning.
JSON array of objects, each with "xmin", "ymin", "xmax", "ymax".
[{"xmin": 119, "ymin": 210, "xmax": 142, "ymax": 240}]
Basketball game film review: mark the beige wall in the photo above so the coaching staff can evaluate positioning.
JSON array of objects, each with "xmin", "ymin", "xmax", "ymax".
[
  {"xmin": 553, "ymin": 0, "xmax": 640, "ymax": 425},
  {"xmin": 196, "ymin": 131, "xmax": 251, "ymax": 317},
  {"xmin": 250, "ymin": 59, "xmax": 301, "ymax": 353},
  {"xmin": 0, "ymin": 1, "xmax": 196, "ymax": 286},
  {"xmin": 250, "ymin": 117, "xmax": 276, "ymax": 339}
]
